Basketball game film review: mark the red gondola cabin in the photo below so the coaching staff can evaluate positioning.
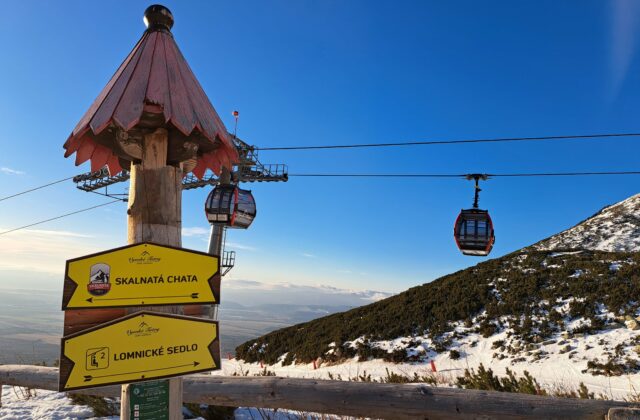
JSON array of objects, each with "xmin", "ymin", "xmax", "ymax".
[
  {"xmin": 454, "ymin": 209, "xmax": 495, "ymax": 256},
  {"xmin": 205, "ymin": 185, "xmax": 256, "ymax": 229}
]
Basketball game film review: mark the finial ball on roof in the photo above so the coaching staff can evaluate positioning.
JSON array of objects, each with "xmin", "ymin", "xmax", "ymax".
[{"xmin": 144, "ymin": 5, "xmax": 174, "ymax": 31}]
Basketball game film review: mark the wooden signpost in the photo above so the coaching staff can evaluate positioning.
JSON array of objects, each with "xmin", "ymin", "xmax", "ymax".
[
  {"xmin": 59, "ymin": 312, "xmax": 220, "ymax": 391},
  {"xmin": 60, "ymin": 5, "xmax": 239, "ymax": 418},
  {"xmin": 62, "ymin": 243, "xmax": 220, "ymax": 309}
]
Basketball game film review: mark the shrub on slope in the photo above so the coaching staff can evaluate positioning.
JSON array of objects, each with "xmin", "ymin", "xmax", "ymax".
[{"xmin": 236, "ymin": 250, "xmax": 640, "ymax": 365}]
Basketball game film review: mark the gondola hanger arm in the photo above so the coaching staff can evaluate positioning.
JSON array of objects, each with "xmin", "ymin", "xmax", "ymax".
[{"xmin": 464, "ymin": 174, "xmax": 489, "ymax": 209}]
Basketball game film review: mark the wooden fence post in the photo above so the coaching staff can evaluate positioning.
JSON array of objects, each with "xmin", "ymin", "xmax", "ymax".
[{"xmin": 120, "ymin": 128, "xmax": 184, "ymax": 419}]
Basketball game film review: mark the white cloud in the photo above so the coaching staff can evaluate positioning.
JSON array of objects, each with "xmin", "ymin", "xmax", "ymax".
[
  {"xmin": 25, "ymin": 229, "xmax": 93, "ymax": 238},
  {"xmin": 226, "ymin": 241, "xmax": 257, "ymax": 251},
  {"xmin": 313, "ymin": 284, "xmax": 389, "ymax": 302},
  {"xmin": 181, "ymin": 228, "xmax": 257, "ymax": 250},
  {"xmin": 223, "ymin": 278, "xmax": 393, "ymax": 306},
  {"xmin": 0, "ymin": 228, "xmax": 115, "ymax": 278},
  {"xmin": 0, "ymin": 167, "xmax": 25, "ymax": 175},
  {"xmin": 225, "ymin": 279, "xmax": 264, "ymax": 288},
  {"xmin": 300, "ymin": 252, "xmax": 316, "ymax": 258},
  {"xmin": 182, "ymin": 226, "xmax": 210, "ymax": 237}
]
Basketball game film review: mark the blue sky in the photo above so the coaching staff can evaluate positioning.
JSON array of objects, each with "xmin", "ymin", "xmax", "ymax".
[{"xmin": 1, "ymin": 1, "xmax": 640, "ymax": 297}]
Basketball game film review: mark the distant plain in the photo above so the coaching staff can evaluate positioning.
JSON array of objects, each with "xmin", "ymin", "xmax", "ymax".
[{"xmin": 0, "ymin": 288, "xmax": 352, "ymax": 365}]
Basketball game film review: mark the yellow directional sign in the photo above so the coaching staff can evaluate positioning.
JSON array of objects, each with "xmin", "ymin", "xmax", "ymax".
[
  {"xmin": 59, "ymin": 312, "xmax": 220, "ymax": 391},
  {"xmin": 62, "ymin": 243, "xmax": 220, "ymax": 309}
]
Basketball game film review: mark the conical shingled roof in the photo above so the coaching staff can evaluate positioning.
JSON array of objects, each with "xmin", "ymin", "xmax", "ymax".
[{"xmin": 63, "ymin": 5, "xmax": 237, "ymax": 178}]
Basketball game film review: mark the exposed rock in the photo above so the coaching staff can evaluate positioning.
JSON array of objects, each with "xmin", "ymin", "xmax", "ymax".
[{"xmin": 625, "ymin": 316, "xmax": 640, "ymax": 331}]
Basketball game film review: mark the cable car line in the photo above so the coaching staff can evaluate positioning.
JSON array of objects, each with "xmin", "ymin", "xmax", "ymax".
[
  {"xmin": 0, "ymin": 175, "xmax": 75, "ymax": 202},
  {"xmin": 2, "ymin": 169, "xmax": 639, "ymax": 240},
  {"xmin": 492, "ymin": 171, "xmax": 640, "ymax": 177},
  {"xmin": 289, "ymin": 173, "xmax": 463, "ymax": 178},
  {"xmin": 288, "ymin": 170, "xmax": 640, "ymax": 178},
  {"xmin": 257, "ymin": 132, "xmax": 640, "ymax": 151},
  {"xmin": 3, "ymin": 170, "xmax": 639, "ymax": 209},
  {"xmin": 0, "ymin": 199, "xmax": 122, "ymax": 237},
  {"xmin": 3, "ymin": 130, "xmax": 640, "ymax": 203}
]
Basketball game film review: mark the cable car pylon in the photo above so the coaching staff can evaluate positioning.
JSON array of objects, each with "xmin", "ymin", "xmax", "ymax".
[
  {"xmin": 203, "ymin": 111, "xmax": 287, "ymax": 276},
  {"xmin": 454, "ymin": 174, "xmax": 495, "ymax": 257}
]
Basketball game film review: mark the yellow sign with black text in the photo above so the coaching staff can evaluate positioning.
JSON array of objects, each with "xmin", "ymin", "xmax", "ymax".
[
  {"xmin": 59, "ymin": 312, "xmax": 220, "ymax": 391},
  {"xmin": 62, "ymin": 243, "xmax": 220, "ymax": 309}
]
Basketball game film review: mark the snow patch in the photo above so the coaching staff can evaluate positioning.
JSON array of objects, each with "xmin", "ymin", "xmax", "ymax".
[{"xmin": 0, "ymin": 386, "xmax": 106, "ymax": 420}]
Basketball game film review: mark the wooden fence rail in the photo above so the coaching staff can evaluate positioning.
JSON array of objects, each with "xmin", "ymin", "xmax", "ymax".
[{"xmin": 0, "ymin": 364, "xmax": 638, "ymax": 419}]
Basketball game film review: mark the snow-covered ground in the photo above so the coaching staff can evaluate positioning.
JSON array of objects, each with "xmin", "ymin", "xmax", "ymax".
[
  {"xmin": 0, "ymin": 386, "xmax": 111, "ymax": 420},
  {"xmin": 215, "ymin": 326, "xmax": 640, "ymax": 401}
]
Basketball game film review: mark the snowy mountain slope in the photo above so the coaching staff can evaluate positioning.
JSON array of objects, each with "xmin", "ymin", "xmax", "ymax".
[
  {"xmin": 534, "ymin": 193, "xmax": 640, "ymax": 252},
  {"xmin": 238, "ymin": 250, "xmax": 640, "ymax": 365},
  {"xmin": 235, "ymin": 193, "xmax": 640, "ymax": 400}
]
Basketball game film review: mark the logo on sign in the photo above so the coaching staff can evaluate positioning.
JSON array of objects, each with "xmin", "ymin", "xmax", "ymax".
[
  {"xmin": 88, "ymin": 263, "xmax": 111, "ymax": 296},
  {"xmin": 127, "ymin": 321, "xmax": 160, "ymax": 337},
  {"xmin": 128, "ymin": 250, "xmax": 162, "ymax": 265}
]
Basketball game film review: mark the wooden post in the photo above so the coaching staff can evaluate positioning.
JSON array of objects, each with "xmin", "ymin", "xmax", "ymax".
[{"xmin": 120, "ymin": 128, "xmax": 184, "ymax": 420}]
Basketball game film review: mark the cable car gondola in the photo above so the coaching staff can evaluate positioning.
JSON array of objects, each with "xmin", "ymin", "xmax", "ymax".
[
  {"xmin": 205, "ymin": 185, "xmax": 256, "ymax": 229},
  {"xmin": 454, "ymin": 174, "xmax": 495, "ymax": 256}
]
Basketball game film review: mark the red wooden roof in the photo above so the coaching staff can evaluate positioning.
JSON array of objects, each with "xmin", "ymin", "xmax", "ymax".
[{"xmin": 63, "ymin": 6, "xmax": 237, "ymax": 178}]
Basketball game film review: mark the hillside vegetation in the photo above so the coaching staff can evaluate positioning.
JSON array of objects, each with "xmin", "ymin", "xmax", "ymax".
[{"xmin": 236, "ymin": 249, "xmax": 640, "ymax": 366}]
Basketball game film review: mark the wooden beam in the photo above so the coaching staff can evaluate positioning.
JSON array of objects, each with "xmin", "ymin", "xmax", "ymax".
[
  {"xmin": 0, "ymin": 365, "xmax": 633, "ymax": 419},
  {"xmin": 182, "ymin": 376, "xmax": 628, "ymax": 420}
]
